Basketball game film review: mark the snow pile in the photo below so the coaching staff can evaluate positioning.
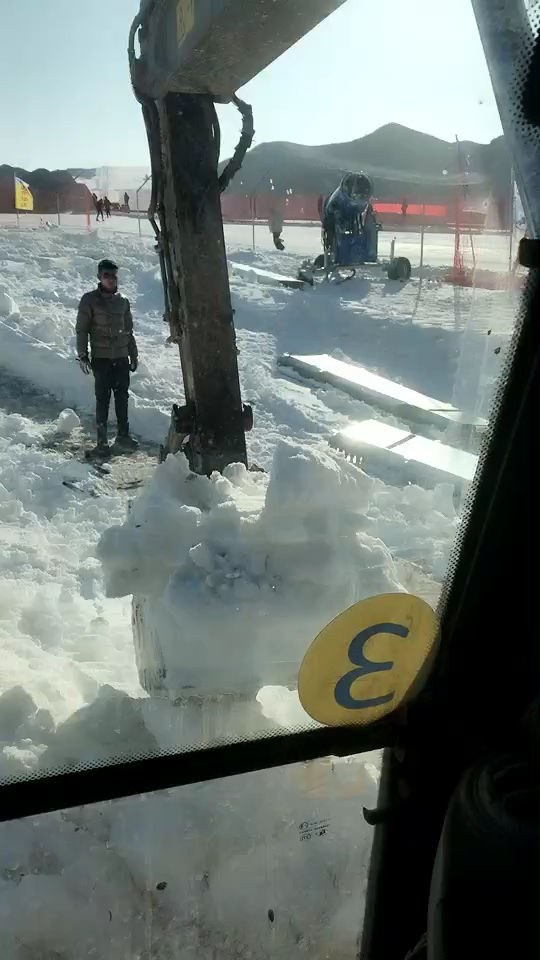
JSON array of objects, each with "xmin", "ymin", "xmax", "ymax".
[
  {"xmin": 0, "ymin": 409, "xmax": 140, "ymax": 735},
  {"xmin": 0, "ymin": 285, "xmax": 20, "ymax": 318},
  {"xmin": 0, "ymin": 411, "xmax": 47, "ymax": 447},
  {"xmin": 368, "ymin": 479, "xmax": 460, "ymax": 581},
  {"xmin": 0, "ymin": 686, "xmax": 56, "ymax": 779},
  {"xmin": 0, "ymin": 425, "xmax": 381, "ymax": 960},
  {"xmin": 98, "ymin": 441, "xmax": 403, "ymax": 699},
  {"xmin": 55, "ymin": 407, "xmax": 81, "ymax": 433}
]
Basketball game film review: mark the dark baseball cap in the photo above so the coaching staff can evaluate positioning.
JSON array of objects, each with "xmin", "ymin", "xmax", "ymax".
[{"xmin": 98, "ymin": 258, "xmax": 118, "ymax": 273}]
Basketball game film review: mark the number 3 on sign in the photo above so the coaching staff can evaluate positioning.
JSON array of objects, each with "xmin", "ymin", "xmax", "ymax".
[
  {"xmin": 298, "ymin": 594, "xmax": 438, "ymax": 726},
  {"xmin": 176, "ymin": 0, "xmax": 194, "ymax": 46}
]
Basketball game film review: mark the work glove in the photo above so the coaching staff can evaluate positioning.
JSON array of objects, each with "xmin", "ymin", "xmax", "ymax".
[
  {"xmin": 129, "ymin": 357, "xmax": 138, "ymax": 373},
  {"xmin": 78, "ymin": 356, "xmax": 92, "ymax": 375}
]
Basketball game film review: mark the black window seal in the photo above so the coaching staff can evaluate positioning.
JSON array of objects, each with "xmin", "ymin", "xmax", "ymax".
[{"xmin": 0, "ymin": 720, "xmax": 394, "ymax": 823}]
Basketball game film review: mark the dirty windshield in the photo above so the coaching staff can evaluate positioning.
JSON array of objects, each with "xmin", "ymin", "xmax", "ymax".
[{"xmin": 0, "ymin": 0, "xmax": 533, "ymax": 955}]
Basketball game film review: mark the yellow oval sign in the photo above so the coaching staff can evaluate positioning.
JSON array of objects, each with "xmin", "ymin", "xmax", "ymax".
[{"xmin": 298, "ymin": 593, "xmax": 438, "ymax": 726}]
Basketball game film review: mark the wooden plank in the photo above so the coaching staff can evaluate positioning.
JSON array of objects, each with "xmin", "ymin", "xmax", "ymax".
[
  {"xmin": 278, "ymin": 353, "xmax": 487, "ymax": 431},
  {"xmin": 229, "ymin": 261, "xmax": 304, "ymax": 290},
  {"xmin": 331, "ymin": 419, "xmax": 478, "ymax": 486}
]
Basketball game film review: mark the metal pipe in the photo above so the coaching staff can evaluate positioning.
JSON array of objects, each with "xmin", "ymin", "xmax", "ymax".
[
  {"xmin": 469, "ymin": 229, "xmax": 477, "ymax": 272},
  {"xmin": 471, "ymin": 0, "xmax": 540, "ymax": 237},
  {"xmin": 508, "ymin": 167, "xmax": 514, "ymax": 275},
  {"xmin": 136, "ymin": 173, "xmax": 151, "ymax": 238},
  {"xmin": 419, "ymin": 210, "xmax": 425, "ymax": 276}
]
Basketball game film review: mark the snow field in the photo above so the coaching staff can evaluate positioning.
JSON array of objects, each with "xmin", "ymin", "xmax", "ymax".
[
  {"xmin": 0, "ymin": 221, "xmax": 518, "ymax": 718},
  {"xmin": 0, "ymin": 408, "xmax": 140, "ymax": 759},
  {"xmin": 0, "ymin": 212, "xmax": 519, "ymax": 276},
  {"xmin": 0, "ymin": 220, "xmax": 518, "ymax": 728},
  {"xmin": 0, "ymin": 218, "xmax": 520, "ymax": 959}
]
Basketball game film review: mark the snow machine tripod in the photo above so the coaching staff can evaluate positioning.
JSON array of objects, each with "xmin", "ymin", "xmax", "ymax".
[
  {"xmin": 300, "ymin": 171, "xmax": 412, "ymax": 286},
  {"xmin": 129, "ymin": 0, "xmax": 348, "ymax": 476}
]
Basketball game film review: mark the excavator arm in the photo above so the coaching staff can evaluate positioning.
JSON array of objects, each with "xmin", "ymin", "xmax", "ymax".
[
  {"xmin": 129, "ymin": 0, "xmax": 539, "ymax": 480},
  {"xmin": 128, "ymin": 0, "xmax": 348, "ymax": 475}
]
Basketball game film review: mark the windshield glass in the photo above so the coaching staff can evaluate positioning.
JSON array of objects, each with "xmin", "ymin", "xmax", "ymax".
[
  {"xmin": 0, "ymin": 0, "xmax": 531, "ymax": 758},
  {"xmin": 0, "ymin": 0, "xmax": 537, "ymax": 951},
  {"xmin": 0, "ymin": 0, "xmax": 530, "ymax": 759},
  {"xmin": 0, "ymin": 753, "xmax": 379, "ymax": 957}
]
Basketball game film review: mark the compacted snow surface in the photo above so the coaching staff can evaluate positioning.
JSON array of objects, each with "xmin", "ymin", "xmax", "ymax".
[{"xmin": 0, "ymin": 219, "xmax": 518, "ymax": 958}]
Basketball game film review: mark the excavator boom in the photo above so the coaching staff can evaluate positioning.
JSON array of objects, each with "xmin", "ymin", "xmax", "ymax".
[
  {"xmin": 133, "ymin": 0, "xmax": 348, "ymax": 100},
  {"xmin": 130, "ymin": 0, "xmax": 539, "ymax": 476},
  {"xmin": 129, "ymin": 0, "xmax": 347, "ymax": 474}
]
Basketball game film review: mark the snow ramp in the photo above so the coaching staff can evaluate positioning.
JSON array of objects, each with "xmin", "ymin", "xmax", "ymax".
[{"xmin": 278, "ymin": 353, "xmax": 487, "ymax": 434}]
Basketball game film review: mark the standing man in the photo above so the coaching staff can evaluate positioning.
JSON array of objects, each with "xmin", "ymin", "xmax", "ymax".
[
  {"xmin": 268, "ymin": 207, "xmax": 285, "ymax": 250},
  {"xmin": 96, "ymin": 197, "xmax": 105, "ymax": 222},
  {"xmin": 124, "ymin": 192, "xmax": 130, "ymax": 213},
  {"xmin": 103, "ymin": 196, "xmax": 112, "ymax": 218},
  {"xmin": 76, "ymin": 258, "xmax": 139, "ymax": 457}
]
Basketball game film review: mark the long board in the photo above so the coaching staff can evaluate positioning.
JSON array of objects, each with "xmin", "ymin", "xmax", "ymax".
[
  {"xmin": 331, "ymin": 419, "xmax": 478, "ymax": 488},
  {"xmin": 229, "ymin": 261, "xmax": 304, "ymax": 290},
  {"xmin": 278, "ymin": 353, "xmax": 487, "ymax": 432}
]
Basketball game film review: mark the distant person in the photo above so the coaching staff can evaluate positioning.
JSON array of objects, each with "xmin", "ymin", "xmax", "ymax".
[
  {"xmin": 401, "ymin": 198, "xmax": 408, "ymax": 218},
  {"xmin": 268, "ymin": 208, "xmax": 285, "ymax": 250},
  {"xmin": 95, "ymin": 198, "xmax": 105, "ymax": 222},
  {"xmin": 124, "ymin": 192, "xmax": 130, "ymax": 213},
  {"xmin": 91, "ymin": 192, "xmax": 98, "ymax": 210},
  {"xmin": 76, "ymin": 258, "xmax": 139, "ymax": 457},
  {"xmin": 103, "ymin": 196, "xmax": 111, "ymax": 218}
]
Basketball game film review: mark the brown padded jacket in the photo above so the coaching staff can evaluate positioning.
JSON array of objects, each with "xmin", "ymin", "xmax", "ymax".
[{"xmin": 75, "ymin": 287, "xmax": 138, "ymax": 361}]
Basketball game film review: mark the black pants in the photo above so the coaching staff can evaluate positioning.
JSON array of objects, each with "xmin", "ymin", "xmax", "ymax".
[{"xmin": 92, "ymin": 357, "xmax": 130, "ymax": 438}]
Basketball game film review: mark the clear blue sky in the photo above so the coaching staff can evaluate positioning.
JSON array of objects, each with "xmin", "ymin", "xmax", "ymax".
[{"xmin": 0, "ymin": 0, "xmax": 502, "ymax": 171}]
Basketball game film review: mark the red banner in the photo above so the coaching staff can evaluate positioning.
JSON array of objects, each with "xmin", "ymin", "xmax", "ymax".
[{"xmin": 219, "ymin": 194, "xmax": 487, "ymax": 228}]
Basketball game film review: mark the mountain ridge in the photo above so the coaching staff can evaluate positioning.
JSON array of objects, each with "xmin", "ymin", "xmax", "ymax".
[
  {"xmin": 1, "ymin": 123, "xmax": 511, "ymax": 208},
  {"xmin": 220, "ymin": 122, "xmax": 510, "ymax": 203}
]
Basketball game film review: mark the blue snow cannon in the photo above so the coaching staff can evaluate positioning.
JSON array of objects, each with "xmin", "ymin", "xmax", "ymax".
[
  {"xmin": 321, "ymin": 172, "xmax": 379, "ymax": 266},
  {"xmin": 303, "ymin": 171, "xmax": 411, "ymax": 283}
]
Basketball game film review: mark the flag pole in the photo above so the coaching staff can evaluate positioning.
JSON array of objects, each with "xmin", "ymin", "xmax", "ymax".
[{"xmin": 14, "ymin": 171, "xmax": 20, "ymax": 228}]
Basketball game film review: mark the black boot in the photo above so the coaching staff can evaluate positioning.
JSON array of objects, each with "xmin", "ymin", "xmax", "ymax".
[
  {"xmin": 114, "ymin": 422, "xmax": 139, "ymax": 451},
  {"xmin": 90, "ymin": 423, "xmax": 111, "ymax": 458}
]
